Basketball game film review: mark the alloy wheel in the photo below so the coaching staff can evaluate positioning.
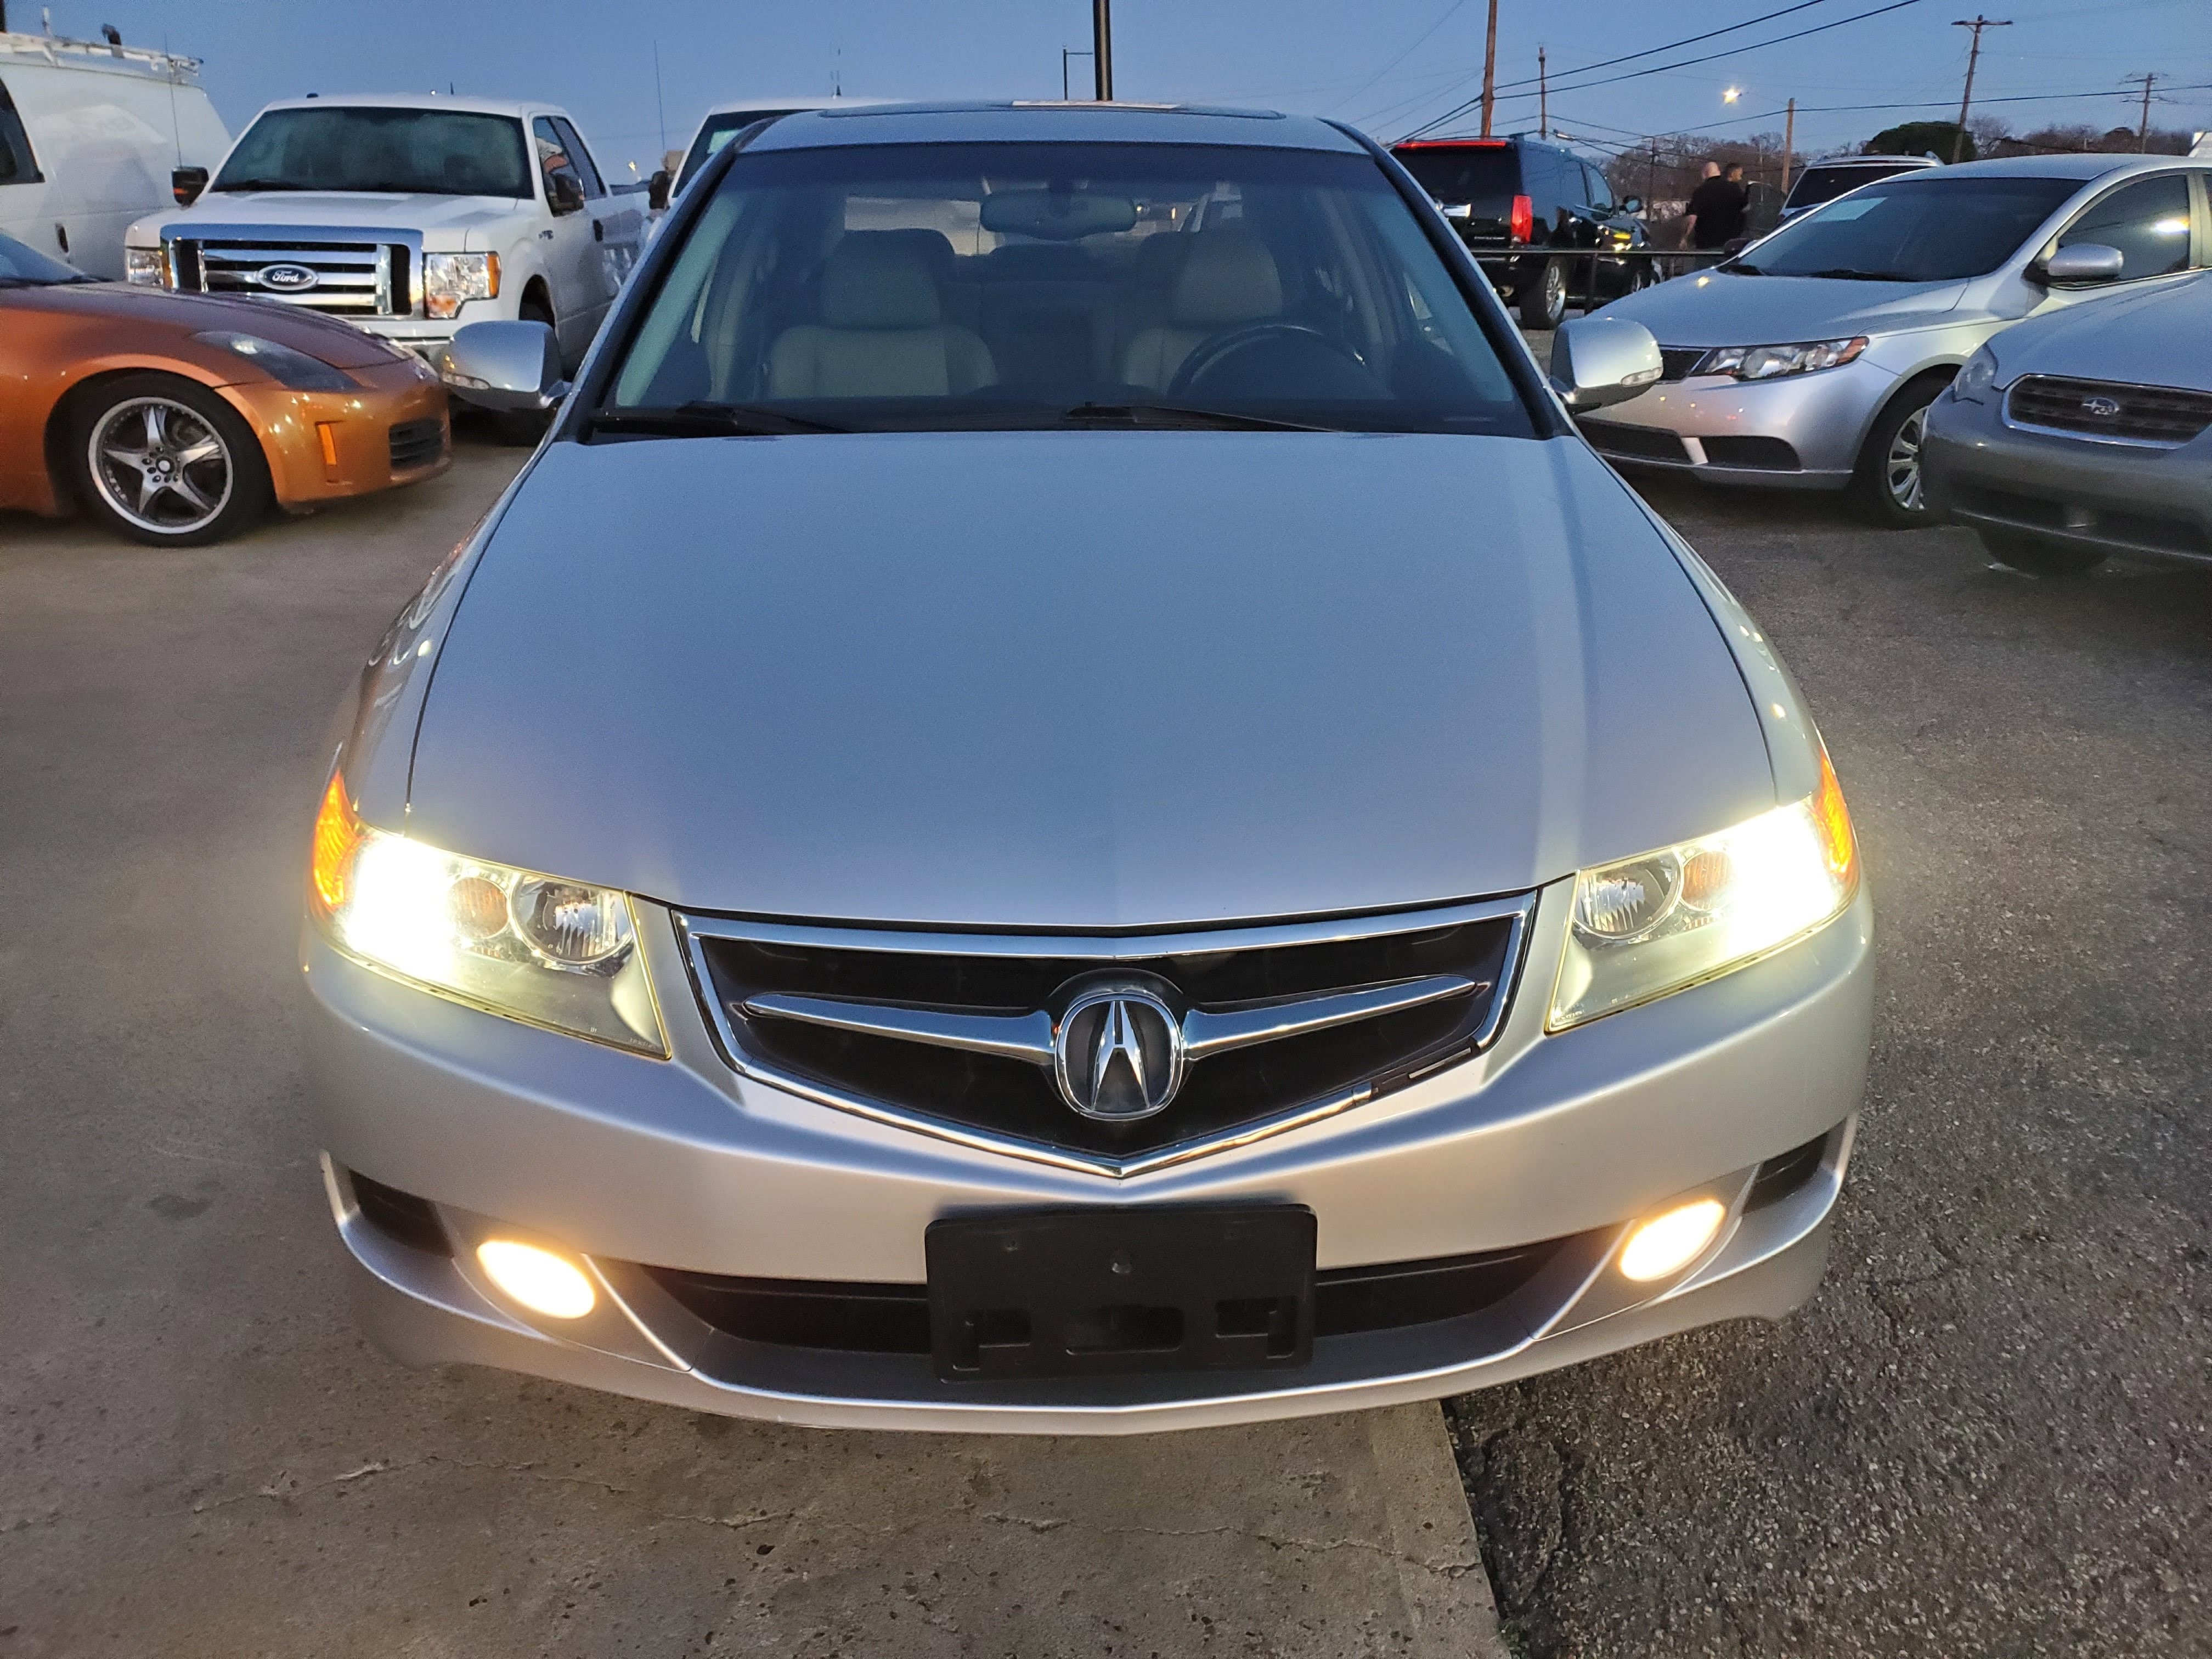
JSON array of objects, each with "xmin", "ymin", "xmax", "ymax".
[
  {"xmin": 87, "ymin": 397, "xmax": 235, "ymax": 537},
  {"xmin": 1884, "ymin": 405, "xmax": 1926, "ymax": 514},
  {"xmin": 1544, "ymin": 261, "xmax": 1566, "ymax": 320}
]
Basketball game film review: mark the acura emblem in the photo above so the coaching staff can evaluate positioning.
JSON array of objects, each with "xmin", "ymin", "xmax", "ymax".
[
  {"xmin": 2080, "ymin": 395, "xmax": 2121, "ymax": 419},
  {"xmin": 257, "ymin": 262, "xmax": 318, "ymax": 292},
  {"xmin": 1053, "ymin": 981, "xmax": 1184, "ymax": 1121}
]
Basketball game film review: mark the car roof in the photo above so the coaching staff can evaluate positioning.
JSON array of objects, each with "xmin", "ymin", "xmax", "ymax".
[
  {"xmin": 1917, "ymin": 152, "xmax": 2186, "ymax": 182},
  {"xmin": 255, "ymin": 94, "xmax": 556, "ymax": 121},
  {"xmin": 744, "ymin": 101, "xmax": 1365, "ymax": 154},
  {"xmin": 698, "ymin": 97, "xmax": 891, "ymax": 119},
  {"xmin": 1804, "ymin": 154, "xmax": 1939, "ymax": 167}
]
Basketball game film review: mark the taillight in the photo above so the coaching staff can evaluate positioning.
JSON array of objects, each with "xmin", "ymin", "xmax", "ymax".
[{"xmin": 1510, "ymin": 194, "xmax": 1533, "ymax": 244}]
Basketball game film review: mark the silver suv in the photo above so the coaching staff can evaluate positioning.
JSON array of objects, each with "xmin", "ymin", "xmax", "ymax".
[{"xmin": 301, "ymin": 103, "xmax": 1871, "ymax": 1433}]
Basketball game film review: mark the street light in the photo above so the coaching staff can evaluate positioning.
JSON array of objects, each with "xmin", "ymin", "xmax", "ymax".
[{"xmin": 1722, "ymin": 86, "xmax": 1743, "ymax": 104}]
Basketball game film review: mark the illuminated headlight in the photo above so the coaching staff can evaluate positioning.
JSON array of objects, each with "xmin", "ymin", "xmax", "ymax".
[
  {"xmin": 125, "ymin": 245, "xmax": 170, "ymax": 287},
  {"xmin": 1548, "ymin": 748, "xmax": 1859, "ymax": 1031},
  {"xmin": 422, "ymin": 251, "xmax": 499, "ymax": 320},
  {"xmin": 191, "ymin": 330, "xmax": 357, "ymax": 392},
  {"xmin": 1701, "ymin": 336, "xmax": 1868, "ymax": 381},
  {"xmin": 1953, "ymin": 343, "xmax": 1999, "ymax": 403},
  {"xmin": 308, "ymin": 772, "xmax": 665, "ymax": 1054}
]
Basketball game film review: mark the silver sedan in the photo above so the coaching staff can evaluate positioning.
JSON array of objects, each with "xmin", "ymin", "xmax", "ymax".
[
  {"xmin": 1585, "ymin": 154, "xmax": 2208, "ymax": 527},
  {"xmin": 301, "ymin": 103, "xmax": 1872, "ymax": 1434},
  {"xmin": 1923, "ymin": 270, "xmax": 2212, "ymax": 575}
]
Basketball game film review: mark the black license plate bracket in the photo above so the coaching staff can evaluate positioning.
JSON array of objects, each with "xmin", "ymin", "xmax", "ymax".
[{"xmin": 926, "ymin": 1206, "xmax": 1316, "ymax": 1383}]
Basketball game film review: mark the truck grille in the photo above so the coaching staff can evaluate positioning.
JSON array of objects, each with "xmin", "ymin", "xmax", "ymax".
[
  {"xmin": 175, "ymin": 238, "xmax": 413, "ymax": 318},
  {"xmin": 2006, "ymin": 375, "xmax": 2212, "ymax": 447},
  {"xmin": 682, "ymin": 899, "xmax": 1532, "ymax": 1176}
]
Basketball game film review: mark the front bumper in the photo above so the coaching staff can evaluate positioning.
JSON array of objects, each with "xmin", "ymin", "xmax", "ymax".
[
  {"xmin": 224, "ymin": 359, "xmax": 449, "ymax": 509},
  {"xmin": 303, "ymin": 881, "xmax": 1874, "ymax": 1432},
  {"xmin": 1576, "ymin": 356, "xmax": 1901, "ymax": 488},
  {"xmin": 1923, "ymin": 387, "xmax": 2212, "ymax": 566}
]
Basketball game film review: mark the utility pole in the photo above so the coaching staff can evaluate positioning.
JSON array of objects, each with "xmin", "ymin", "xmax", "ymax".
[
  {"xmin": 652, "ymin": 40, "xmax": 667, "ymax": 157},
  {"xmin": 2126, "ymin": 72, "xmax": 2158, "ymax": 149},
  {"xmin": 1537, "ymin": 47, "xmax": 1547, "ymax": 139},
  {"xmin": 1479, "ymin": 0, "xmax": 1499, "ymax": 137},
  {"xmin": 1781, "ymin": 98, "xmax": 1796, "ymax": 196},
  {"xmin": 1091, "ymin": 0, "xmax": 1113, "ymax": 101},
  {"xmin": 1950, "ymin": 16, "xmax": 2010, "ymax": 162},
  {"xmin": 1647, "ymin": 137, "xmax": 1658, "ymax": 207}
]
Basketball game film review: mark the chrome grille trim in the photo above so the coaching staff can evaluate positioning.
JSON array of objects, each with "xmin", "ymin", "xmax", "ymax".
[
  {"xmin": 674, "ymin": 894, "xmax": 1536, "ymax": 1179},
  {"xmin": 2004, "ymin": 374, "xmax": 2212, "ymax": 449},
  {"xmin": 158, "ymin": 222, "xmax": 423, "ymax": 319}
]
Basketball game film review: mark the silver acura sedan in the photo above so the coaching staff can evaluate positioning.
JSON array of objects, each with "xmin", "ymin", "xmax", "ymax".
[
  {"xmin": 303, "ymin": 103, "xmax": 1872, "ymax": 1434},
  {"xmin": 1587, "ymin": 154, "xmax": 2208, "ymax": 527}
]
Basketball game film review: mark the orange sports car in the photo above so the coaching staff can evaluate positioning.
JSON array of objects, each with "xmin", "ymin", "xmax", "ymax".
[{"xmin": 0, "ymin": 229, "xmax": 449, "ymax": 545}]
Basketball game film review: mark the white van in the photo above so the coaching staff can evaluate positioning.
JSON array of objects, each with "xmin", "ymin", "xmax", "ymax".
[{"xmin": 0, "ymin": 26, "xmax": 229, "ymax": 279}]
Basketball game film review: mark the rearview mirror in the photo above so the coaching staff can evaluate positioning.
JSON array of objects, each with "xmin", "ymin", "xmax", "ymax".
[
  {"xmin": 1549, "ymin": 315, "xmax": 1664, "ymax": 411},
  {"xmin": 979, "ymin": 189, "xmax": 1137, "ymax": 241},
  {"xmin": 2039, "ymin": 242, "xmax": 2124, "ymax": 284},
  {"xmin": 172, "ymin": 166, "xmax": 208, "ymax": 207},
  {"xmin": 442, "ymin": 320, "xmax": 567, "ymax": 411},
  {"xmin": 647, "ymin": 168, "xmax": 673, "ymax": 212}
]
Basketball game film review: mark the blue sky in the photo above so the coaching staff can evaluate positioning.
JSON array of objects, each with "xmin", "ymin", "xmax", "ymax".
[{"xmin": 37, "ymin": 0, "xmax": 2211, "ymax": 178}]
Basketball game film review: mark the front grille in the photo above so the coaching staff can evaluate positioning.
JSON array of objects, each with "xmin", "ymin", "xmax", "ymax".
[
  {"xmin": 177, "ymin": 237, "xmax": 411, "ymax": 318},
  {"xmin": 1701, "ymin": 435, "xmax": 1801, "ymax": 470},
  {"xmin": 2006, "ymin": 375, "xmax": 2212, "ymax": 447},
  {"xmin": 1658, "ymin": 347, "xmax": 1708, "ymax": 381},
  {"xmin": 388, "ymin": 417, "xmax": 445, "ymax": 472},
  {"xmin": 644, "ymin": 1232, "xmax": 1583, "ymax": 1355},
  {"xmin": 687, "ymin": 902, "xmax": 1527, "ymax": 1170},
  {"xmin": 1578, "ymin": 420, "xmax": 1690, "ymax": 463}
]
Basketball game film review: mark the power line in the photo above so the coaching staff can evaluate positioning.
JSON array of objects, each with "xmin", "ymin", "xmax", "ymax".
[
  {"xmin": 1400, "ymin": 0, "xmax": 1927, "ymax": 139},
  {"xmin": 1321, "ymin": 0, "xmax": 1468, "ymax": 115}
]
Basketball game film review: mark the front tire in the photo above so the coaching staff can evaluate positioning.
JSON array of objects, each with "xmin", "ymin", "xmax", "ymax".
[
  {"xmin": 1980, "ymin": 531, "xmax": 2105, "ymax": 578},
  {"xmin": 69, "ymin": 373, "xmax": 272, "ymax": 547},
  {"xmin": 1850, "ymin": 378, "xmax": 1948, "ymax": 529},
  {"xmin": 1519, "ymin": 257, "xmax": 1567, "ymax": 330}
]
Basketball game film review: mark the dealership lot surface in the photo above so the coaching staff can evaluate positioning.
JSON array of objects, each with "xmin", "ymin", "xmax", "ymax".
[{"xmin": 4, "ymin": 420, "xmax": 2209, "ymax": 1657}]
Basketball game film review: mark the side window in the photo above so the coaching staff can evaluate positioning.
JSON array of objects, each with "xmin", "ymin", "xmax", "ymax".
[
  {"xmin": 2056, "ymin": 174, "xmax": 2192, "ymax": 280},
  {"xmin": 550, "ymin": 117, "xmax": 603, "ymax": 198},
  {"xmin": 0, "ymin": 77, "xmax": 42, "ymax": 185},
  {"xmin": 1583, "ymin": 163, "xmax": 1613, "ymax": 213},
  {"xmin": 533, "ymin": 116, "xmax": 585, "ymax": 212}
]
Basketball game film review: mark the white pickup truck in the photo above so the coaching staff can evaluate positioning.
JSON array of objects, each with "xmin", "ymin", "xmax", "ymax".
[{"xmin": 124, "ymin": 94, "xmax": 642, "ymax": 391}]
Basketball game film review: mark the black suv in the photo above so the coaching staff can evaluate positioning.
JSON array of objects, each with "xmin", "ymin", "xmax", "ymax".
[{"xmin": 1391, "ymin": 136, "xmax": 1650, "ymax": 329}]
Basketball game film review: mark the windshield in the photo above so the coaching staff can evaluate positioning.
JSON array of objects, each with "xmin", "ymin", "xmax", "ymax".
[
  {"xmin": 0, "ymin": 230, "xmax": 87, "ymax": 284},
  {"xmin": 676, "ymin": 108, "xmax": 810, "ymax": 193},
  {"xmin": 213, "ymin": 108, "xmax": 532, "ymax": 197},
  {"xmin": 606, "ymin": 140, "xmax": 1533, "ymax": 437},
  {"xmin": 1392, "ymin": 144, "xmax": 1517, "ymax": 212},
  {"xmin": 1739, "ymin": 175, "xmax": 2079, "ymax": 280},
  {"xmin": 1784, "ymin": 162, "xmax": 1923, "ymax": 211}
]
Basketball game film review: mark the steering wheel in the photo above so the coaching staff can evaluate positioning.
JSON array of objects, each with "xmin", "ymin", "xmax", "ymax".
[{"xmin": 1167, "ymin": 321, "xmax": 1371, "ymax": 400}]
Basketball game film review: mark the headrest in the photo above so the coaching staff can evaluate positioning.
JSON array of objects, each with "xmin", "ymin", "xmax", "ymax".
[
  {"xmin": 821, "ymin": 231, "xmax": 944, "ymax": 329},
  {"xmin": 1169, "ymin": 227, "xmax": 1282, "ymax": 326}
]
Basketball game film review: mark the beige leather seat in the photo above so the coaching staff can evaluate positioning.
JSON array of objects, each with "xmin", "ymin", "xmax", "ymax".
[
  {"xmin": 1120, "ymin": 226, "xmax": 1283, "ymax": 393},
  {"xmin": 768, "ymin": 232, "xmax": 996, "ymax": 399}
]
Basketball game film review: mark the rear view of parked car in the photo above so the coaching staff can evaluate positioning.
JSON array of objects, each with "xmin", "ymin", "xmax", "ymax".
[
  {"xmin": 1392, "ymin": 135, "xmax": 1650, "ymax": 329},
  {"xmin": 0, "ymin": 229, "xmax": 447, "ymax": 545},
  {"xmin": 0, "ymin": 26, "xmax": 230, "ymax": 278},
  {"xmin": 1584, "ymin": 154, "xmax": 2208, "ymax": 526},
  {"xmin": 1924, "ymin": 269, "xmax": 2212, "ymax": 575}
]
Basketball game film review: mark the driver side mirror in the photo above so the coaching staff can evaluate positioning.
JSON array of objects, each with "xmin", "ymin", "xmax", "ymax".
[
  {"xmin": 442, "ymin": 320, "xmax": 568, "ymax": 411},
  {"xmin": 548, "ymin": 172, "xmax": 585, "ymax": 216},
  {"xmin": 172, "ymin": 166, "xmax": 208, "ymax": 207},
  {"xmin": 647, "ymin": 168, "xmax": 673, "ymax": 212},
  {"xmin": 2037, "ymin": 242, "xmax": 2124, "ymax": 285},
  {"xmin": 1549, "ymin": 315, "xmax": 1664, "ymax": 411},
  {"xmin": 1620, "ymin": 195, "xmax": 1643, "ymax": 215}
]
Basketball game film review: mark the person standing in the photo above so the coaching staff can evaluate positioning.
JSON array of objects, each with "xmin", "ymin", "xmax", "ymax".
[{"xmin": 1683, "ymin": 161, "xmax": 1749, "ymax": 250}]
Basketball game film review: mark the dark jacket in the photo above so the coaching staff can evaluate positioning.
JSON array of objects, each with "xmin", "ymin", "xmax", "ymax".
[{"xmin": 1685, "ymin": 177, "xmax": 1748, "ymax": 248}]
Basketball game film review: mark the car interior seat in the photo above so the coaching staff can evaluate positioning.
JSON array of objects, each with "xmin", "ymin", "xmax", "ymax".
[
  {"xmin": 1120, "ymin": 225, "xmax": 1283, "ymax": 392},
  {"xmin": 768, "ymin": 231, "xmax": 996, "ymax": 398}
]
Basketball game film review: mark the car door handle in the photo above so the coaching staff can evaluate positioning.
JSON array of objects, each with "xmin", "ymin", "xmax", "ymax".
[
  {"xmin": 592, "ymin": 219, "xmax": 604, "ymax": 242},
  {"xmin": 540, "ymin": 228, "xmax": 554, "ymax": 240}
]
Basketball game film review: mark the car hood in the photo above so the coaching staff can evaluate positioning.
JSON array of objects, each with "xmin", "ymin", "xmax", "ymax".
[
  {"xmin": 1992, "ymin": 271, "xmax": 2212, "ymax": 392},
  {"xmin": 1606, "ymin": 269, "xmax": 1970, "ymax": 347},
  {"xmin": 137, "ymin": 191, "xmax": 525, "ymax": 239},
  {"xmin": 13, "ymin": 281, "xmax": 411, "ymax": 369},
  {"xmin": 405, "ymin": 432, "xmax": 1775, "ymax": 929}
]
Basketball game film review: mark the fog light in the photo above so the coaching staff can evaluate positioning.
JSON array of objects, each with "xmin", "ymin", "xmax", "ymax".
[
  {"xmin": 1618, "ymin": 1198, "xmax": 1726, "ymax": 1282},
  {"xmin": 476, "ymin": 1239, "xmax": 596, "ymax": 1319}
]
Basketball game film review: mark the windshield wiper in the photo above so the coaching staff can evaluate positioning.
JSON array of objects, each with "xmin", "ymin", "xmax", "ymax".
[
  {"xmin": 582, "ymin": 402, "xmax": 849, "ymax": 438},
  {"xmin": 1716, "ymin": 259, "xmax": 1761, "ymax": 274},
  {"xmin": 1059, "ymin": 402, "xmax": 1335, "ymax": 433},
  {"xmin": 1798, "ymin": 267, "xmax": 1918, "ymax": 282}
]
